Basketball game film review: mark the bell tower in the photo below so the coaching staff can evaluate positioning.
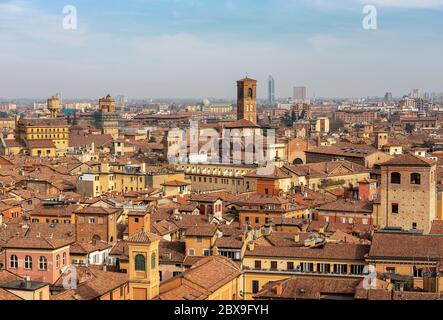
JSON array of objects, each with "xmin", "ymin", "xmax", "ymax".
[
  {"xmin": 127, "ymin": 230, "xmax": 161, "ymax": 300},
  {"xmin": 237, "ymin": 77, "xmax": 257, "ymax": 124}
]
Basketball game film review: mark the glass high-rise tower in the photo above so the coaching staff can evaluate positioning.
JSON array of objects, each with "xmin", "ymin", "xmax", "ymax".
[{"xmin": 268, "ymin": 75, "xmax": 275, "ymax": 104}]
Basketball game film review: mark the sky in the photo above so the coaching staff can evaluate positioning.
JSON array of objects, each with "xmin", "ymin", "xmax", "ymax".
[{"xmin": 1, "ymin": 0, "xmax": 443, "ymax": 99}]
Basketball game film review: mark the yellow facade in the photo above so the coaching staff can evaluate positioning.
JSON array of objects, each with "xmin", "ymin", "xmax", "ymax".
[
  {"xmin": 128, "ymin": 239, "xmax": 160, "ymax": 300},
  {"xmin": 13, "ymin": 115, "xmax": 70, "ymax": 157},
  {"xmin": 185, "ymin": 234, "xmax": 217, "ymax": 257},
  {"xmin": 30, "ymin": 147, "xmax": 56, "ymax": 157},
  {"xmin": 5, "ymin": 285, "xmax": 50, "ymax": 300}
]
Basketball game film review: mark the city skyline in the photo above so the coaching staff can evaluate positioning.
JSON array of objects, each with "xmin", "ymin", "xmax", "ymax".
[{"xmin": 1, "ymin": 0, "xmax": 443, "ymax": 99}]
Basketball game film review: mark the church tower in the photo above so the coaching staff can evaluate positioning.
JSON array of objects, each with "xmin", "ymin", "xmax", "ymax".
[
  {"xmin": 237, "ymin": 77, "xmax": 257, "ymax": 124},
  {"xmin": 127, "ymin": 230, "xmax": 162, "ymax": 300}
]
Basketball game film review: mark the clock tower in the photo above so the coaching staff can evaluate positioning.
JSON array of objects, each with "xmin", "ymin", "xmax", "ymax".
[{"xmin": 237, "ymin": 77, "xmax": 257, "ymax": 124}]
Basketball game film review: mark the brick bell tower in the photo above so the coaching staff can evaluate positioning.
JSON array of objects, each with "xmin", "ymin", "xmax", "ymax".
[{"xmin": 237, "ymin": 77, "xmax": 257, "ymax": 124}]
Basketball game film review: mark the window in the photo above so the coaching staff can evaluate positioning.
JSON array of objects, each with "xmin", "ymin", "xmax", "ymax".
[
  {"xmin": 10, "ymin": 255, "xmax": 18, "ymax": 269},
  {"xmin": 391, "ymin": 172, "xmax": 401, "ymax": 184},
  {"xmin": 333, "ymin": 264, "xmax": 348, "ymax": 274},
  {"xmin": 254, "ymin": 260, "xmax": 262, "ymax": 270},
  {"xmin": 25, "ymin": 256, "xmax": 33, "ymax": 270},
  {"xmin": 301, "ymin": 263, "xmax": 313, "ymax": 273},
  {"xmin": 287, "ymin": 262, "xmax": 294, "ymax": 270},
  {"xmin": 89, "ymin": 217, "xmax": 95, "ymax": 224},
  {"xmin": 413, "ymin": 267, "xmax": 422, "ymax": 278},
  {"xmin": 410, "ymin": 173, "xmax": 421, "ymax": 185},
  {"xmin": 351, "ymin": 265, "xmax": 364, "ymax": 275},
  {"xmin": 203, "ymin": 249, "xmax": 211, "ymax": 257},
  {"xmin": 188, "ymin": 249, "xmax": 195, "ymax": 256},
  {"xmin": 392, "ymin": 203, "xmax": 399, "ymax": 214},
  {"xmin": 255, "ymin": 217, "xmax": 259, "ymax": 224},
  {"xmin": 39, "ymin": 256, "xmax": 47, "ymax": 271},
  {"xmin": 270, "ymin": 261, "xmax": 278, "ymax": 270},
  {"xmin": 56, "ymin": 255, "xmax": 60, "ymax": 269},
  {"xmin": 196, "ymin": 236, "xmax": 203, "ymax": 243},
  {"xmin": 386, "ymin": 267, "xmax": 396, "ymax": 274},
  {"xmin": 134, "ymin": 217, "xmax": 139, "ymax": 223},
  {"xmin": 318, "ymin": 263, "xmax": 330, "ymax": 274},
  {"xmin": 135, "ymin": 254, "xmax": 146, "ymax": 271},
  {"xmin": 252, "ymin": 280, "xmax": 260, "ymax": 294},
  {"xmin": 151, "ymin": 253, "xmax": 156, "ymax": 269},
  {"xmin": 412, "ymin": 222, "xmax": 417, "ymax": 229},
  {"xmin": 62, "ymin": 253, "xmax": 66, "ymax": 266}
]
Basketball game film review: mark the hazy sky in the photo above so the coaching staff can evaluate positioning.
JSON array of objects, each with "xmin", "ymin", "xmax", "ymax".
[{"xmin": 1, "ymin": 0, "xmax": 443, "ymax": 99}]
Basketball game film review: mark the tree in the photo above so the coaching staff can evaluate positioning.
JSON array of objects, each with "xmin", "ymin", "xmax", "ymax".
[{"xmin": 405, "ymin": 123, "xmax": 415, "ymax": 134}]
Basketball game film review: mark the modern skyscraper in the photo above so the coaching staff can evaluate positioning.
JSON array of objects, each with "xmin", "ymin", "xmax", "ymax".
[
  {"xmin": 384, "ymin": 92, "xmax": 393, "ymax": 103},
  {"xmin": 293, "ymin": 86, "xmax": 307, "ymax": 103},
  {"xmin": 268, "ymin": 75, "xmax": 275, "ymax": 104},
  {"xmin": 411, "ymin": 89, "xmax": 420, "ymax": 99}
]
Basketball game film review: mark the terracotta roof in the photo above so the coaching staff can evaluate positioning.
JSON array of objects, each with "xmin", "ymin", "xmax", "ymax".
[
  {"xmin": 369, "ymin": 232, "xmax": 443, "ymax": 260},
  {"xmin": 0, "ymin": 288, "xmax": 22, "ymax": 300},
  {"xmin": 26, "ymin": 139, "xmax": 56, "ymax": 149},
  {"xmin": 74, "ymin": 206, "xmax": 119, "ymax": 215},
  {"xmin": 159, "ymin": 241, "xmax": 186, "ymax": 264},
  {"xmin": 244, "ymin": 167, "xmax": 291, "ymax": 179},
  {"xmin": 3, "ymin": 139, "xmax": 25, "ymax": 148},
  {"xmin": 185, "ymin": 225, "xmax": 218, "ymax": 237},
  {"xmin": 215, "ymin": 235, "xmax": 244, "ymax": 249},
  {"xmin": 52, "ymin": 266, "xmax": 128, "ymax": 300},
  {"xmin": 316, "ymin": 199, "xmax": 373, "ymax": 214},
  {"xmin": 161, "ymin": 180, "xmax": 190, "ymax": 187},
  {"xmin": 223, "ymin": 119, "xmax": 260, "ymax": 129},
  {"xmin": 159, "ymin": 256, "xmax": 241, "ymax": 300},
  {"xmin": 0, "ymin": 270, "xmax": 22, "ymax": 286},
  {"xmin": 69, "ymin": 133, "xmax": 114, "ymax": 148},
  {"xmin": 19, "ymin": 118, "xmax": 68, "ymax": 127},
  {"xmin": 126, "ymin": 230, "xmax": 163, "ymax": 244},
  {"xmin": 152, "ymin": 220, "xmax": 179, "ymax": 236},
  {"xmin": 3, "ymin": 223, "xmax": 75, "ymax": 250},
  {"xmin": 70, "ymin": 240, "xmax": 112, "ymax": 255},
  {"xmin": 254, "ymin": 276, "xmax": 361, "ymax": 300},
  {"xmin": 305, "ymin": 145, "xmax": 381, "ymax": 158},
  {"xmin": 245, "ymin": 243, "xmax": 369, "ymax": 261},
  {"xmin": 381, "ymin": 153, "xmax": 436, "ymax": 167}
]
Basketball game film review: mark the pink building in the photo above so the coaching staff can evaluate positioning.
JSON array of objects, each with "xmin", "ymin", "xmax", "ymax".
[{"xmin": 3, "ymin": 224, "xmax": 75, "ymax": 284}]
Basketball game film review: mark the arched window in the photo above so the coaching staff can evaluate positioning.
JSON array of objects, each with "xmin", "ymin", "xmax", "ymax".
[
  {"xmin": 39, "ymin": 256, "xmax": 47, "ymax": 271},
  {"xmin": 248, "ymin": 88, "xmax": 253, "ymax": 98},
  {"xmin": 135, "ymin": 254, "xmax": 146, "ymax": 271},
  {"xmin": 411, "ymin": 173, "xmax": 421, "ymax": 185},
  {"xmin": 56, "ymin": 255, "xmax": 60, "ymax": 269},
  {"xmin": 391, "ymin": 172, "xmax": 401, "ymax": 184},
  {"xmin": 10, "ymin": 255, "xmax": 18, "ymax": 269},
  {"xmin": 62, "ymin": 253, "xmax": 66, "ymax": 266},
  {"xmin": 151, "ymin": 253, "xmax": 156, "ymax": 269},
  {"xmin": 24, "ymin": 256, "xmax": 33, "ymax": 270}
]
